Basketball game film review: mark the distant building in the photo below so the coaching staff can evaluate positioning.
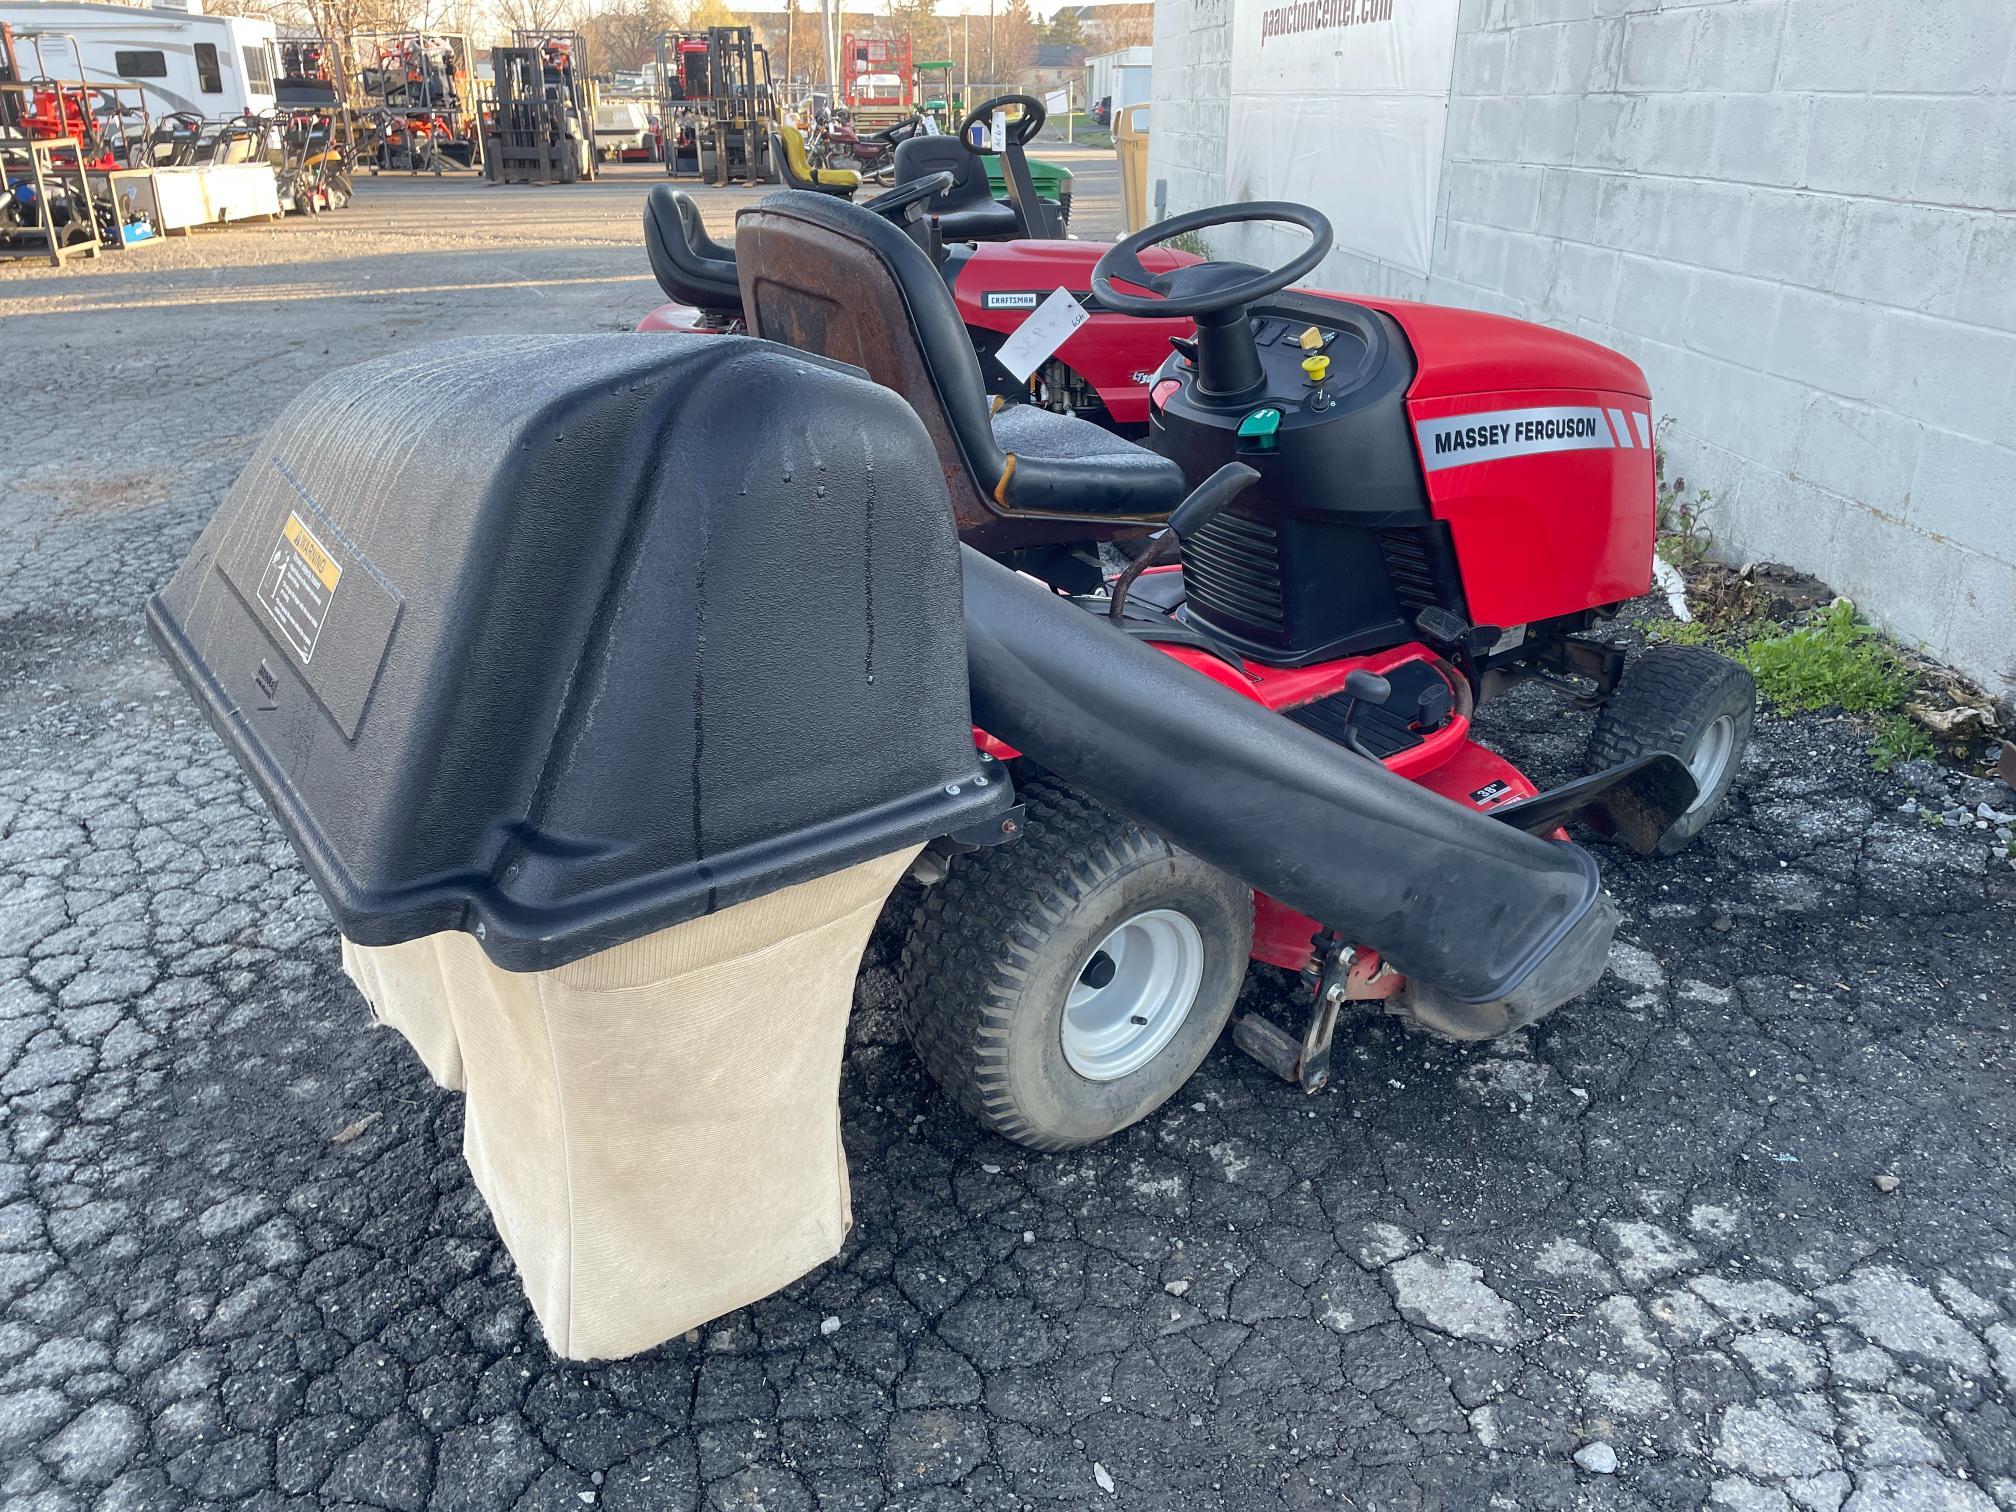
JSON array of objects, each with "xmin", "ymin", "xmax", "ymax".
[
  {"xmin": 1085, "ymin": 44, "xmax": 1150, "ymax": 122},
  {"xmin": 1049, "ymin": 4, "xmax": 1154, "ymax": 50}
]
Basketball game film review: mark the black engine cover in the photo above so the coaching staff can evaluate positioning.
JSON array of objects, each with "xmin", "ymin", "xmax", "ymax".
[{"xmin": 1152, "ymin": 292, "xmax": 1466, "ymax": 666}]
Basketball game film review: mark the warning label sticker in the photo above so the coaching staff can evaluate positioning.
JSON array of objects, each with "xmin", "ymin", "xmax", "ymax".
[{"xmin": 256, "ymin": 511, "xmax": 341, "ymax": 663}]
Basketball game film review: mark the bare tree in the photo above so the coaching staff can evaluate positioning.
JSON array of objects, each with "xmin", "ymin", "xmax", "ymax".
[
  {"xmin": 1091, "ymin": 4, "xmax": 1153, "ymax": 50},
  {"xmin": 493, "ymin": 0, "xmax": 582, "ymax": 40},
  {"xmin": 992, "ymin": 0, "xmax": 1036, "ymax": 83},
  {"xmin": 579, "ymin": 0, "xmax": 675, "ymax": 74}
]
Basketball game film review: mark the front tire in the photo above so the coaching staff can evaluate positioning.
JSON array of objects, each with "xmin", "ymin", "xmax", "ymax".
[
  {"xmin": 897, "ymin": 779, "xmax": 1252, "ymax": 1150},
  {"xmin": 1586, "ymin": 645, "xmax": 1755, "ymax": 854}
]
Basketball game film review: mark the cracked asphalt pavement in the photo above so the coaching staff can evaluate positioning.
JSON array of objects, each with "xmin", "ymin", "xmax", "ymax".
[{"xmin": 3, "ymin": 165, "xmax": 2015, "ymax": 1511}]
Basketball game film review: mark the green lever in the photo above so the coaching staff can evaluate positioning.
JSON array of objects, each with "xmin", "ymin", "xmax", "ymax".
[{"xmin": 1236, "ymin": 407, "xmax": 1282, "ymax": 444}]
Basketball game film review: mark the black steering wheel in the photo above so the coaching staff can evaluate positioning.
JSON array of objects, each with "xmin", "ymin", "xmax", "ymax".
[
  {"xmin": 1091, "ymin": 202, "xmax": 1334, "ymax": 318},
  {"xmin": 957, "ymin": 93, "xmax": 1044, "ymax": 155},
  {"xmin": 1093, "ymin": 202, "xmax": 1336, "ymax": 399},
  {"xmin": 861, "ymin": 170, "xmax": 954, "ymax": 224}
]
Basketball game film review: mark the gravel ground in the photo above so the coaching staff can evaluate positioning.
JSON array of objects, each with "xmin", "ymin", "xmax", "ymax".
[{"xmin": 2, "ymin": 161, "xmax": 2014, "ymax": 1512}]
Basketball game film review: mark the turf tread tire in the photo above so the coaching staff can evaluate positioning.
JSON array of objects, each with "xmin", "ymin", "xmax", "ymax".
[
  {"xmin": 896, "ymin": 778, "xmax": 1249, "ymax": 1151},
  {"xmin": 1586, "ymin": 644, "xmax": 1755, "ymax": 855}
]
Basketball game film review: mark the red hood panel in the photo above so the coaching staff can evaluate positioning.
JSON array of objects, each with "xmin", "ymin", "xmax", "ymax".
[{"xmin": 1338, "ymin": 294, "xmax": 1651, "ymax": 401}]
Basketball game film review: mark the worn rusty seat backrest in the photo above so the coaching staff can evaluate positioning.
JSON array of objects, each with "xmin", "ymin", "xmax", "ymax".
[{"xmin": 735, "ymin": 190, "xmax": 1182, "ymax": 554}]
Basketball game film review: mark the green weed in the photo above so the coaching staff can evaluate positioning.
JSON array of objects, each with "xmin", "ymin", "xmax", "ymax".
[
  {"xmin": 1738, "ymin": 601, "xmax": 1917, "ymax": 715},
  {"xmin": 1869, "ymin": 715, "xmax": 1935, "ymax": 772},
  {"xmin": 1653, "ymin": 619, "xmax": 1713, "ymax": 646},
  {"xmin": 1656, "ymin": 486, "xmax": 1716, "ymax": 568},
  {"xmin": 1652, "ymin": 418, "xmax": 1715, "ymax": 567}
]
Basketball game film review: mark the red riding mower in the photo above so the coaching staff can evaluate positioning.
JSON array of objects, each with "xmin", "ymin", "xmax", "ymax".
[
  {"xmin": 640, "ymin": 94, "xmax": 1195, "ymax": 429},
  {"xmin": 731, "ymin": 189, "xmax": 1756, "ymax": 1149}
]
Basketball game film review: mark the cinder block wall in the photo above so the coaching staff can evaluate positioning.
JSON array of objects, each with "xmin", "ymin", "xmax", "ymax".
[{"xmin": 1149, "ymin": 0, "xmax": 2016, "ymax": 706}]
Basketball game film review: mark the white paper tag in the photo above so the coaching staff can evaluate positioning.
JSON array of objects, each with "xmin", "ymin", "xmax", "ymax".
[
  {"xmin": 993, "ymin": 287, "xmax": 1090, "ymax": 382},
  {"xmin": 989, "ymin": 108, "xmax": 1008, "ymax": 154}
]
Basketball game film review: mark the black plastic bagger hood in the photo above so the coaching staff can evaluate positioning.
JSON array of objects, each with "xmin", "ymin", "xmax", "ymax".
[
  {"xmin": 960, "ymin": 548, "xmax": 1616, "ymax": 1016},
  {"xmin": 147, "ymin": 334, "xmax": 1008, "ymax": 970}
]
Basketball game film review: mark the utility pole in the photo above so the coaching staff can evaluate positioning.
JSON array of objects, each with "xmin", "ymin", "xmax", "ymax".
[
  {"xmin": 987, "ymin": 0, "xmax": 995, "ymax": 85},
  {"xmin": 823, "ymin": 0, "xmax": 839, "ymax": 99}
]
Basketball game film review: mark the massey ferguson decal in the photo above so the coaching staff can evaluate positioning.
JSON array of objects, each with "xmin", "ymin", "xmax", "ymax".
[{"xmin": 1414, "ymin": 405, "xmax": 1651, "ymax": 472}]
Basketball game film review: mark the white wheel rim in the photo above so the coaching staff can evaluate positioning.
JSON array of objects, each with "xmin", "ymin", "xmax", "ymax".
[
  {"xmin": 1685, "ymin": 714, "xmax": 1736, "ymax": 815},
  {"xmin": 1060, "ymin": 908, "xmax": 1205, "ymax": 1081}
]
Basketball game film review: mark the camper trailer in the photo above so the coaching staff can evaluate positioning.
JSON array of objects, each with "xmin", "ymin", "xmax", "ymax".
[{"xmin": 0, "ymin": 0, "xmax": 278, "ymax": 121}]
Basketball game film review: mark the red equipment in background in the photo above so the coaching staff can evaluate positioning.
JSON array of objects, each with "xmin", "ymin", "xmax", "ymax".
[
  {"xmin": 839, "ymin": 32, "xmax": 912, "ymax": 113},
  {"xmin": 0, "ymin": 24, "xmax": 148, "ymax": 170}
]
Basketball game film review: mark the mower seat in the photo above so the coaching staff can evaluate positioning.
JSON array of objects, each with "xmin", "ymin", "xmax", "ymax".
[
  {"xmin": 737, "ymin": 189, "xmax": 1185, "ymax": 553},
  {"xmin": 772, "ymin": 125, "xmax": 859, "ymax": 197},
  {"xmin": 891, "ymin": 136, "xmax": 1019, "ymax": 242},
  {"xmin": 643, "ymin": 186, "xmax": 741, "ymax": 318}
]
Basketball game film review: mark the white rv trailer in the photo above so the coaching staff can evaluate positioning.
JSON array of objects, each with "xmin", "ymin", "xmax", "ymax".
[{"xmin": 0, "ymin": 0, "xmax": 278, "ymax": 121}]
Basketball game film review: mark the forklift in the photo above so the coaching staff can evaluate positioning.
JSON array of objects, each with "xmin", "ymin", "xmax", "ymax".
[
  {"xmin": 653, "ymin": 26, "xmax": 772, "ymax": 187},
  {"xmin": 482, "ymin": 30, "xmax": 595, "ymax": 185}
]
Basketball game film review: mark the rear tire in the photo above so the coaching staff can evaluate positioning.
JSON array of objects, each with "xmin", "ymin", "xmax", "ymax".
[
  {"xmin": 1586, "ymin": 645, "xmax": 1754, "ymax": 854},
  {"xmin": 897, "ymin": 779, "xmax": 1252, "ymax": 1150}
]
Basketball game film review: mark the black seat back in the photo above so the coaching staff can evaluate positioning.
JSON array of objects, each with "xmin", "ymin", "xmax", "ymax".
[
  {"xmin": 643, "ymin": 186, "xmax": 740, "ymax": 316},
  {"xmin": 892, "ymin": 136, "xmax": 991, "ymax": 213},
  {"xmin": 737, "ymin": 190, "xmax": 1161, "ymax": 550}
]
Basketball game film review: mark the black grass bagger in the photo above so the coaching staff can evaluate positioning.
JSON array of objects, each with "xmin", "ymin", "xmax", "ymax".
[{"xmin": 146, "ymin": 333, "xmax": 1014, "ymax": 1358}]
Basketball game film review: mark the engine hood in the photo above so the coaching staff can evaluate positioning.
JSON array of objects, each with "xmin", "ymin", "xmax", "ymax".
[{"xmin": 1319, "ymin": 293, "xmax": 1651, "ymax": 401}]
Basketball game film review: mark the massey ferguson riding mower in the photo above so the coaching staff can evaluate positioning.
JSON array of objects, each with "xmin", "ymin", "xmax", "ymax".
[
  {"xmin": 731, "ymin": 190, "xmax": 1756, "ymax": 1147},
  {"xmin": 144, "ymin": 193, "xmax": 1750, "ymax": 1360}
]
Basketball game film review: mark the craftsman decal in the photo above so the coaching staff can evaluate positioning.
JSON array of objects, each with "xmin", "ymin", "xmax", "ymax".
[
  {"xmin": 1414, "ymin": 406, "xmax": 1640, "ymax": 472},
  {"xmin": 257, "ymin": 510, "xmax": 341, "ymax": 663},
  {"xmin": 981, "ymin": 291, "xmax": 1040, "ymax": 311}
]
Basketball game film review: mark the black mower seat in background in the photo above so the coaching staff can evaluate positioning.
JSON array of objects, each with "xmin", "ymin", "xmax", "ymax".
[
  {"xmin": 643, "ymin": 186, "xmax": 741, "ymax": 316},
  {"xmin": 737, "ymin": 189, "xmax": 1186, "ymax": 553},
  {"xmin": 892, "ymin": 136, "xmax": 1019, "ymax": 242}
]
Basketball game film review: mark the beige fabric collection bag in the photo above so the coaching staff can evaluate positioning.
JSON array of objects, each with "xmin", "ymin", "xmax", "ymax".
[{"xmin": 341, "ymin": 846, "xmax": 918, "ymax": 1361}]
